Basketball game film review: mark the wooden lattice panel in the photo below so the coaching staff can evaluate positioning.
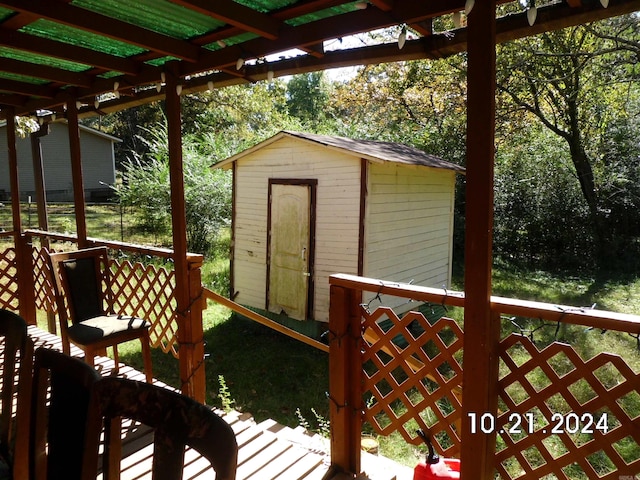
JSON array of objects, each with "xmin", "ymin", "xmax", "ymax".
[
  {"xmin": 496, "ymin": 334, "xmax": 640, "ymax": 479},
  {"xmin": 0, "ymin": 247, "xmax": 19, "ymax": 310},
  {"xmin": 109, "ymin": 259, "xmax": 178, "ymax": 356},
  {"xmin": 361, "ymin": 306, "xmax": 463, "ymax": 457},
  {"xmin": 33, "ymin": 247, "xmax": 57, "ymax": 313}
]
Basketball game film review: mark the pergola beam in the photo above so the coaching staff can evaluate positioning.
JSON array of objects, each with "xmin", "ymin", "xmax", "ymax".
[
  {"xmin": 0, "ymin": 0, "xmax": 201, "ymax": 62},
  {"xmin": 0, "ymin": 27, "xmax": 139, "ymax": 76},
  {"xmin": 168, "ymin": 0, "xmax": 281, "ymax": 40}
]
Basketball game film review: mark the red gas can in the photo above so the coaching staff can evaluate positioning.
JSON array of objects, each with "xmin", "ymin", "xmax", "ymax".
[
  {"xmin": 413, "ymin": 430, "xmax": 461, "ymax": 480},
  {"xmin": 413, "ymin": 457, "xmax": 460, "ymax": 480}
]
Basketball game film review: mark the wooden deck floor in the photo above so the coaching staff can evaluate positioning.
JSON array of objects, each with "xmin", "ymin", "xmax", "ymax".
[{"xmin": 26, "ymin": 325, "xmax": 413, "ymax": 480}]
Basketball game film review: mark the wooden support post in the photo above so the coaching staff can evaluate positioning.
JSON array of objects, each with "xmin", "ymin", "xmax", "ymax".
[
  {"xmin": 6, "ymin": 110, "xmax": 21, "ymax": 238},
  {"xmin": 328, "ymin": 283, "xmax": 362, "ymax": 476},
  {"xmin": 165, "ymin": 68, "xmax": 204, "ymax": 401},
  {"xmin": 186, "ymin": 254, "xmax": 206, "ymax": 403},
  {"xmin": 30, "ymin": 123, "xmax": 51, "ymax": 238},
  {"xmin": 31, "ymin": 124, "xmax": 56, "ymax": 332},
  {"xmin": 66, "ymin": 101, "xmax": 88, "ymax": 247},
  {"xmin": 461, "ymin": 1, "xmax": 500, "ymax": 479}
]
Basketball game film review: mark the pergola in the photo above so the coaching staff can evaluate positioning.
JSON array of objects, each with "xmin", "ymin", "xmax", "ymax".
[{"xmin": 2, "ymin": 1, "xmax": 639, "ymax": 479}]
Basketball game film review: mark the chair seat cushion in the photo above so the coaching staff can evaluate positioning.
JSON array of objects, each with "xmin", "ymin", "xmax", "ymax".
[{"xmin": 67, "ymin": 315, "xmax": 150, "ymax": 345}]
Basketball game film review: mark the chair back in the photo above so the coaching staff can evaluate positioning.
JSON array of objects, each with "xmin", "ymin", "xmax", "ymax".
[
  {"xmin": 29, "ymin": 348, "xmax": 102, "ymax": 480},
  {"xmin": 0, "ymin": 309, "xmax": 33, "ymax": 478},
  {"xmin": 87, "ymin": 377, "xmax": 238, "ymax": 480},
  {"xmin": 48, "ymin": 247, "xmax": 112, "ymax": 326}
]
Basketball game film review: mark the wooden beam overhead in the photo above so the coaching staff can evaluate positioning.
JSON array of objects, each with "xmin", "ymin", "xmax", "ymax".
[
  {"xmin": 0, "ymin": 0, "xmax": 201, "ymax": 62},
  {"xmin": 368, "ymin": 0, "xmax": 394, "ymax": 11},
  {"xmin": 0, "ymin": 27, "xmax": 139, "ymax": 76},
  {"xmin": 0, "ymin": 78, "xmax": 55, "ymax": 98},
  {"xmin": 0, "ymin": 57, "xmax": 92, "ymax": 87},
  {"xmin": 168, "ymin": 0, "xmax": 281, "ymax": 40}
]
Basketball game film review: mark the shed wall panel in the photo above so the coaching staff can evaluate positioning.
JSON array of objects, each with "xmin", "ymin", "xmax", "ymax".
[
  {"xmin": 364, "ymin": 162, "xmax": 456, "ymax": 312},
  {"xmin": 231, "ymin": 137, "xmax": 362, "ymax": 322}
]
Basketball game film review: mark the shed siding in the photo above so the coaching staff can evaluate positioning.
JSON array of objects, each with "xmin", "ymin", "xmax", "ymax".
[
  {"xmin": 232, "ymin": 137, "xmax": 361, "ymax": 322},
  {"xmin": 364, "ymin": 162, "xmax": 456, "ymax": 310},
  {"xmin": 0, "ymin": 123, "xmax": 116, "ymax": 201}
]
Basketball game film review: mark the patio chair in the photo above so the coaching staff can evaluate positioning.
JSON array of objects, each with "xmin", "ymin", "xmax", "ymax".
[
  {"xmin": 85, "ymin": 377, "xmax": 238, "ymax": 480},
  {"xmin": 29, "ymin": 347, "xmax": 102, "ymax": 480},
  {"xmin": 48, "ymin": 247, "xmax": 153, "ymax": 382},
  {"xmin": 0, "ymin": 309, "xmax": 33, "ymax": 480}
]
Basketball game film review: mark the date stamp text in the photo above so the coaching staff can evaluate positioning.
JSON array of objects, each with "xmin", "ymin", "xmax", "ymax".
[{"xmin": 467, "ymin": 411, "xmax": 609, "ymax": 435}]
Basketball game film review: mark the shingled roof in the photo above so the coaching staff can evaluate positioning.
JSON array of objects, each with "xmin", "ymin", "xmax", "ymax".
[{"xmin": 216, "ymin": 130, "xmax": 465, "ymax": 174}]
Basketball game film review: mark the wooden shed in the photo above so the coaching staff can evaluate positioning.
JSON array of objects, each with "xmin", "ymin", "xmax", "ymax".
[{"xmin": 215, "ymin": 131, "xmax": 465, "ymax": 326}]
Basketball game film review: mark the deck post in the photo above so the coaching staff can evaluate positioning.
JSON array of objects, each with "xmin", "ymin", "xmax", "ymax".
[
  {"xmin": 461, "ymin": 1, "xmax": 500, "ymax": 479},
  {"xmin": 328, "ymin": 283, "xmax": 362, "ymax": 476},
  {"xmin": 165, "ymin": 67, "xmax": 205, "ymax": 401},
  {"xmin": 66, "ymin": 101, "xmax": 89, "ymax": 248},
  {"xmin": 6, "ymin": 111, "xmax": 36, "ymax": 324}
]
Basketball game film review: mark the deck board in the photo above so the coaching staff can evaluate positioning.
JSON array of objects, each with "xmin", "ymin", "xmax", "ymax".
[{"xmin": 22, "ymin": 325, "xmax": 410, "ymax": 480}]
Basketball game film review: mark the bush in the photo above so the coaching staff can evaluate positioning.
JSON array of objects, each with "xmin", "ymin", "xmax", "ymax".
[{"xmin": 116, "ymin": 123, "xmax": 231, "ymax": 255}]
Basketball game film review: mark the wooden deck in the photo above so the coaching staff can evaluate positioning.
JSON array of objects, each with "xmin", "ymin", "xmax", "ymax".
[{"xmin": 25, "ymin": 325, "xmax": 413, "ymax": 480}]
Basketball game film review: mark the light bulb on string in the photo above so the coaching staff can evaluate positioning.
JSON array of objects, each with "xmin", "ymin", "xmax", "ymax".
[
  {"xmin": 397, "ymin": 25, "xmax": 407, "ymax": 50},
  {"xmin": 465, "ymin": 0, "xmax": 475, "ymax": 15}
]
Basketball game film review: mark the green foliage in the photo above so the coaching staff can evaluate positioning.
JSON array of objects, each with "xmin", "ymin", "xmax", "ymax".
[
  {"xmin": 116, "ymin": 122, "xmax": 231, "ymax": 254},
  {"xmin": 217, "ymin": 374, "xmax": 236, "ymax": 412},
  {"xmin": 286, "ymin": 72, "xmax": 330, "ymax": 129}
]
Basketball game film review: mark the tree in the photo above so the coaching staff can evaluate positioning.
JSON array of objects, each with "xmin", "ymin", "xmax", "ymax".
[
  {"xmin": 286, "ymin": 72, "xmax": 331, "ymax": 129},
  {"xmin": 496, "ymin": 16, "xmax": 640, "ymax": 270}
]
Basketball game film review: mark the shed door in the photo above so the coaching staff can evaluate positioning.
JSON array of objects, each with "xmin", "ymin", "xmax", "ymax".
[{"xmin": 267, "ymin": 182, "xmax": 314, "ymax": 320}]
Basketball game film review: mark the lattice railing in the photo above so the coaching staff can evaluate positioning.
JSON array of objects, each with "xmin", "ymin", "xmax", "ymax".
[
  {"xmin": 109, "ymin": 258, "xmax": 177, "ymax": 356},
  {"xmin": 0, "ymin": 247, "xmax": 19, "ymax": 311},
  {"xmin": 496, "ymin": 334, "xmax": 640, "ymax": 479},
  {"xmin": 361, "ymin": 305, "xmax": 463, "ymax": 458},
  {"xmin": 328, "ymin": 274, "xmax": 640, "ymax": 480}
]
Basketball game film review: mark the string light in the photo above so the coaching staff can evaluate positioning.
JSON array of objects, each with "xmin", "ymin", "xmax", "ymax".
[
  {"xmin": 453, "ymin": 12, "xmax": 462, "ymax": 28},
  {"xmin": 267, "ymin": 69, "xmax": 274, "ymax": 82},
  {"xmin": 354, "ymin": 1, "xmax": 368, "ymax": 8},
  {"xmin": 176, "ymin": 84, "xmax": 183, "ymax": 95},
  {"xmin": 94, "ymin": 97, "xmax": 100, "ymax": 109},
  {"xmin": 527, "ymin": 5, "xmax": 537, "ymax": 26},
  {"xmin": 465, "ymin": 0, "xmax": 475, "ymax": 15},
  {"xmin": 600, "ymin": 0, "xmax": 609, "ymax": 6},
  {"xmin": 397, "ymin": 25, "xmax": 407, "ymax": 50},
  {"xmin": 236, "ymin": 57, "xmax": 245, "ymax": 70},
  {"xmin": 207, "ymin": 80, "xmax": 214, "ymax": 91}
]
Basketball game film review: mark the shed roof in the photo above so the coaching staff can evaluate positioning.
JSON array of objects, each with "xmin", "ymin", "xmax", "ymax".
[{"xmin": 215, "ymin": 130, "xmax": 465, "ymax": 173}]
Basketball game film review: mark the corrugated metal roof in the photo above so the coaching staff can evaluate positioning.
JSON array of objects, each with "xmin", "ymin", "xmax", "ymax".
[
  {"xmin": 0, "ymin": 0, "xmax": 633, "ymax": 118},
  {"xmin": 215, "ymin": 130, "xmax": 465, "ymax": 173}
]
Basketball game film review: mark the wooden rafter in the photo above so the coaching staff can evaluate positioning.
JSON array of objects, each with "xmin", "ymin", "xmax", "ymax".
[
  {"xmin": 0, "ymin": 0, "xmax": 201, "ymax": 62},
  {"xmin": 0, "ymin": 57, "xmax": 92, "ymax": 88},
  {"xmin": 0, "ymin": 27, "xmax": 139, "ymax": 75},
  {"xmin": 168, "ymin": 0, "xmax": 281, "ymax": 40}
]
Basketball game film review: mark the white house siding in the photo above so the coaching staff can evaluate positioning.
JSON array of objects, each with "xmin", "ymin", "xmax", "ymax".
[
  {"xmin": 0, "ymin": 123, "xmax": 117, "ymax": 201},
  {"xmin": 232, "ymin": 136, "xmax": 362, "ymax": 322},
  {"xmin": 363, "ymin": 161, "xmax": 456, "ymax": 312}
]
